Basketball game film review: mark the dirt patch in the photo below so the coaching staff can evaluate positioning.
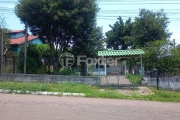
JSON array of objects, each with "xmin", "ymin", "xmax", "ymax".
[{"xmin": 115, "ymin": 86, "xmax": 154, "ymax": 96}]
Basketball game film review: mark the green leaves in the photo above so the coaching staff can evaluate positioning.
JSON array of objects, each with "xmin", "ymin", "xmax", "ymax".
[
  {"xmin": 15, "ymin": 0, "xmax": 99, "ymax": 74},
  {"xmin": 106, "ymin": 17, "xmax": 133, "ymax": 50},
  {"xmin": 133, "ymin": 9, "xmax": 171, "ymax": 47},
  {"xmin": 106, "ymin": 9, "xmax": 171, "ymax": 50},
  {"xmin": 18, "ymin": 44, "xmax": 50, "ymax": 74}
]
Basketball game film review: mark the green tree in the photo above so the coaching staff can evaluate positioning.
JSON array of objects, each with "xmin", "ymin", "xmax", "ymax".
[
  {"xmin": 15, "ymin": 0, "xmax": 99, "ymax": 74},
  {"xmin": 72, "ymin": 26, "xmax": 104, "ymax": 56},
  {"xmin": 71, "ymin": 26, "xmax": 104, "ymax": 75},
  {"xmin": 36, "ymin": 44, "xmax": 51, "ymax": 73},
  {"xmin": 142, "ymin": 40, "xmax": 175, "ymax": 73},
  {"xmin": 18, "ymin": 44, "xmax": 42, "ymax": 74},
  {"xmin": 131, "ymin": 9, "xmax": 171, "ymax": 47},
  {"xmin": 105, "ymin": 17, "xmax": 133, "ymax": 50}
]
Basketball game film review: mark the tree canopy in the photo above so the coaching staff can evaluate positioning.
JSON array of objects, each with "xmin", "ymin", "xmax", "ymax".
[
  {"xmin": 105, "ymin": 17, "xmax": 133, "ymax": 50},
  {"xmin": 15, "ymin": 0, "xmax": 101, "ymax": 74},
  {"xmin": 106, "ymin": 9, "xmax": 171, "ymax": 49},
  {"xmin": 132, "ymin": 9, "xmax": 171, "ymax": 47}
]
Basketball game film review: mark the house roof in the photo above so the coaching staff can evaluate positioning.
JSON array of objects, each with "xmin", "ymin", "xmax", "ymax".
[
  {"xmin": 98, "ymin": 49, "xmax": 145, "ymax": 57},
  {"xmin": 9, "ymin": 30, "xmax": 24, "ymax": 34},
  {"xmin": 10, "ymin": 36, "xmax": 38, "ymax": 45}
]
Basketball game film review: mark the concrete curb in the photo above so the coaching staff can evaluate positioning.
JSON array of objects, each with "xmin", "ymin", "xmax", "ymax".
[{"xmin": 0, "ymin": 89, "xmax": 86, "ymax": 97}]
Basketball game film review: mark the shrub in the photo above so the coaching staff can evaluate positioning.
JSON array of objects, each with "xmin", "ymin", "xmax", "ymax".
[
  {"xmin": 37, "ymin": 65, "xmax": 47, "ymax": 74},
  {"xmin": 18, "ymin": 57, "xmax": 38, "ymax": 74},
  {"xmin": 59, "ymin": 68, "xmax": 77, "ymax": 75}
]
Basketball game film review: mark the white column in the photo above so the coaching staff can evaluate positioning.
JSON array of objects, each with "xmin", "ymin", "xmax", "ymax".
[
  {"xmin": 140, "ymin": 55, "xmax": 143, "ymax": 76},
  {"xmin": 124, "ymin": 60, "xmax": 126, "ymax": 75},
  {"xmin": 98, "ymin": 59, "xmax": 100, "ymax": 76}
]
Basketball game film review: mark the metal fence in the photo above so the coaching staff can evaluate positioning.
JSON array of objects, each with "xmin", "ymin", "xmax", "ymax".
[
  {"xmin": 1, "ymin": 55, "xmax": 180, "ymax": 77},
  {"xmin": 1, "ymin": 56, "xmax": 19, "ymax": 73}
]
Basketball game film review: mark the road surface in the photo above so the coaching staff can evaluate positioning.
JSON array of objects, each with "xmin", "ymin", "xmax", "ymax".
[{"xmin": 0, "ymin": 93, "xmax": 180, "ymax": 120}]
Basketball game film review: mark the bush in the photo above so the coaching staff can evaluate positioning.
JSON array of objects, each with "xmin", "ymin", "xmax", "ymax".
[
  {"xmin": 126, "ymin": 73, "xmax": 142, "ymax": 85},
  {"xmin": 37, "ymin": 66, "xmax": 47, "ymax": 74},
  {"xmin": 18, "ymin": 44, "xmax": 42, "ymax": 74},
  {"xmin": 59, "ymin": 68, "xmax": 77, "ymax": 75},
  {"xmin": 18, "ymin": 57, "xmax": 38, "ymax": 74}
]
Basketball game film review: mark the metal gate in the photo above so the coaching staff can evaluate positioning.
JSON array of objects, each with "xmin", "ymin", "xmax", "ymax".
[{"xmin": 100, "ymin": 75, "xmax": 137, "ymax": 87}]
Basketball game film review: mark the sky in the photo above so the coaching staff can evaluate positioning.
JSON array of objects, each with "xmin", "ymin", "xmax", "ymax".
[{"xmin": 0, "ymin": 0, "xmax": 180, "ymax": 44}]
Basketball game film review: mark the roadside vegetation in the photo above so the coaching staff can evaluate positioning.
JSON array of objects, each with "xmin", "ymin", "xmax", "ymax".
[
  {"xmin": 0, "ymin": 81, "xmax": 180, "ymax": 102},
  {"xmin": 125, "ymin": 73, "xmax": 142, "ymax": 85}
]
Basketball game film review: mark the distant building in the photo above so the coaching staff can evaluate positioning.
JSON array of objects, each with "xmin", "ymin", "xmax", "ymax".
[{"xmin": 8, "ymin": 30, "xmax": 43, "ymax": 54}]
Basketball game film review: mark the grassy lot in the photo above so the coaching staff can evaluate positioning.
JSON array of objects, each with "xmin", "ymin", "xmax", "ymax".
[{"xmin": 0, "ymin": 81, "xmax": 180, "ymax": 102}]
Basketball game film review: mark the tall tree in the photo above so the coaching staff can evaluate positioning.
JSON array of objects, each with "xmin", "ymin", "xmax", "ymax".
[
  {"xmin": 105, "ymin": 17, "xmax": 133, "ymax": 50},
  {"xmin": 18, "ymin": 44, "xmax": 42, "ymax": 74},
  {"xmin": 71, "ymin": 26, "xmax": 104, "ymax": 75},
  {"xmin": 142, "ymin": 40, "xmax": 176, "ymax": 73},
  {"xmin": 131, "ymin": 9, "xmax": 171, "ymax": 47},
  {"xmin": 15, "ymin": 0, "xmax": 99, "ymax": 74},
  {"xmin": 72, "ymin": 26, "xmax": 104, "ymax": 57}
]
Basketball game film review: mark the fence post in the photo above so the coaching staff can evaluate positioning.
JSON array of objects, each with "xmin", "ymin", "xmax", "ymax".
[
  {"xmin": 0, "ymin": 29, "xmax": 3, "ymax": 74},
  {"xmin": 13, "ymin": 56, "xmax": 15, "ymax": 73},
  {"xmin": 157, "ymin": 76, "xmax": 159, "ymax": 90}
]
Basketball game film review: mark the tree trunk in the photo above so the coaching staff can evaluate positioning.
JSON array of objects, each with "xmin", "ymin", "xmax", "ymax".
[{"xmin": 80, "ymin": 62, "xmax": 87, "ymax": 76}]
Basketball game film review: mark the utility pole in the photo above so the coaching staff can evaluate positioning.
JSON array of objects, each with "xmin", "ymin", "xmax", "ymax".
[
  {"xmin": 0, "ymin": 29, "xmax": 3, "ymax": 74},
  {"xmin": 24, "ymin": 23, "xmax": 28, "ymax": 74}
]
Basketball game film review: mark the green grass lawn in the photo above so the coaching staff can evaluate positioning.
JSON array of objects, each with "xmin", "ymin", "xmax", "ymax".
[{"xmin": 0, "ymin": 81, "xmax": 180, "ymax": 102}]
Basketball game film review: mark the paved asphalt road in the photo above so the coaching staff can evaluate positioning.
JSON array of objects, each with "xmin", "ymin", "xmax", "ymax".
[{"xmin": 0, "ymin": 93, "xmax": 180, "ymax": 120}]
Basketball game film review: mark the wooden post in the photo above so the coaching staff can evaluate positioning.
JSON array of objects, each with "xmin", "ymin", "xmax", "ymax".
[
  {"xmin": 0, "ymin": 29, "xmax": 3, "ymax": 74},
  {"xmin": 13, "ymin": 56, "xmax": 15, "ymax": 73},
  {"xmin": 24, "ymin": 23, "xmax": 28, "ymax": 74}
]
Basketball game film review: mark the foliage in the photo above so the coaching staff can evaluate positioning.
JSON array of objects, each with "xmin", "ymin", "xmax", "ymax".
[
  {"xmin": 106, "ymin": 17, "xmax": 133, "ymax": 50},
  {"xmin": 37, "ymin": 65, "xmax": 47, "ymax": 74},
  {"xmin": 18, "ymin": 57, "xmax": 38, "ymax": 74},
  {"xmin": 106, "ymin": 9, "xmax": 171, "ymax": 49},
  {"xmin": 36, "ymin": 44, "xmax": 50, "ymax": 58},
  {"xmin": 18, "ymin": 44, "xmax": 42, "ymax": 74},
  {"xmin": 72, "ymin": 26, "xmax": 104, "ymax": 57},
  {"xmin": 126, "ymin": 73, "xmax": 142, "ymax": 85},
  {"xmin": 36, "ymin": 44, "xmax": 51, "ymax": 72},
  {"xmin": 15, "ymin": 0, "xmax": 99, "ymax": 74},
  {"xmin": 18, "ymin": 44, "xmax": 51, "ymax": 74},
  {"xmin": 131, "ymin": 9, "xmax": 171, "ymax": 47},
  {"xmin": 142, "ymin": 40, "xmax": 178, "ymax": 73},
  {"xmin": 59, "ymin": 67, "xmax": 77, "ymax": 75},
  {"xmin": 71, "ymin": 26, "xmax": 105, "ymax": 76}
]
